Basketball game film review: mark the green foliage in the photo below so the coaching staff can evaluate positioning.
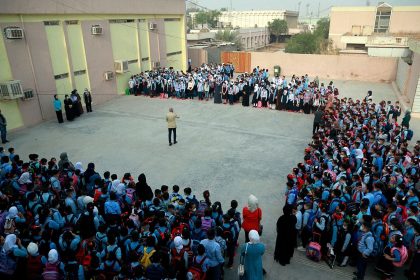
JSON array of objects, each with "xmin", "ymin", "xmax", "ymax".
[
  {"xmin": 194, "ymin": 10, "xmax": 221, "ymax": 28},
  {"xmin": 267, "ymin": 19, "xmax": 288, "ymax": 42},
  {"xmin": 285, "ymin": 17, "xmax": 331, "ymax": 54},
  {"xmin": 285, "ymin": 33, "xmax": 318, "ymax": 54}
]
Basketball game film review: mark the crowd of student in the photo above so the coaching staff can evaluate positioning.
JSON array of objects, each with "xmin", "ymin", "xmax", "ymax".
[
  {"xmin": 0, "ymin": 148, "xmax": 262, "ymax": 279},
  {"xmin": 279, "ymin": 92, "xmax": 419, "ymax": 280},
  {"xmin": 128, "ymin": 64, "xmax": 340, "ymax": 113}
]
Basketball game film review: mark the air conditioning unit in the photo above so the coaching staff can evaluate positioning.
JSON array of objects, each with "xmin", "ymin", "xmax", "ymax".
[
  {"xmin": 0, "ymin": 80, "xmax": 24, "ymax": 99},
  {"xmin": 4, "ymin": 27, "xmax": 24, "ymax": 39},
  {"xmin": 149, "ymin": 23, "xmax": 157, "ymax": 30},
  {"xmin": 152, "ymin": 61, "xmax": 161, "ymax": 68},
  {"xmin": 23, "ymin": 89, "xmax": 34, "ymax": 100},
  {"xmin": 104, "ymin": 71, "xmax": 115, "ymax": 81},
  {"xmin": 91, "ymin": 25, "xmax": 103, "ymax": 35},
  {"xmin": 114, "ymin": 60, "xmax": 129, "ymax": 73}
]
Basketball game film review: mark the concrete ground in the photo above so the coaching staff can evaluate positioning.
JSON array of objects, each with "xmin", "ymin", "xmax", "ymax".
[{"xmin": 8, "ymin": 79, "xmax": 413, "ymax": 280}]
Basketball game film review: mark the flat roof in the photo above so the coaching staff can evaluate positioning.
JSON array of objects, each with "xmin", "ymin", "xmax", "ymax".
[{"xmin": 331, "ymin": 5, "xmax": 420, "ymax": 12}]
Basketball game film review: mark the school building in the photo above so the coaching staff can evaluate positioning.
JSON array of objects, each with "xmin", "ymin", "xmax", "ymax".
[{"xmin": 0, "ymin": 0, "xmax": 187, "ymax": 130}]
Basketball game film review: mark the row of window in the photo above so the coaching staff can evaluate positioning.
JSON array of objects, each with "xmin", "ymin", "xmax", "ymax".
[
  {"xmin": 54, "ymin": 70, "xmax": 86, "ymax": 80},
  {"xmin": 43, "ymin": 18, "xmax": 180, "ymax": 26}
]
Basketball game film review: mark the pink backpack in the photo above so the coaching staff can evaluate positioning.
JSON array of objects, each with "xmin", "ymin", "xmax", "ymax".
[
  {"xmin": 201, "ymin": 217, "xmax": 213, "ymax": 232},
  {"xmin": 391, "ymin": 246, "xmax": 408, "ymax": 267}
]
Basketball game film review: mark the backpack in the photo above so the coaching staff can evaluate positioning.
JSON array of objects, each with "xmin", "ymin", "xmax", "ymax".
[
  {"xmin": 372, "ymin": 222, "xmax": 389, "ymax": 257},
  {"xmin": 200, "ymin": 217, "xmax": 213, "ymax": 232},
  {"xmin": 27, "ymin": 255, "xmax": 43, "ymax": 278},
  {"xmin": 128, "ymin": 243, "xmax": 142, "ymax": 261},
  {"xmin": 0, "ymin": 250, "xmax": 17, "ymax": 276},
  {"xmin": 42, "ymin": 262, "xmax": 62, "ymax": 280},
  {"xmin": 125, "ymin": 188, "xmax": 136, "ymax": 203},
  {"xmin": 183, "ymin": 239, "xmax": 194, "ymax": 265},
  {"xmin": 140, "ymin": 248, "xmax": 155, "ymax": 269},
  {"xmin": 105, "ymin": 246, "xmax": 119, "ymax": 262},
  {"xmin": 171, "ymin": 223, "xmax": 189, "ymax": 240},
  {"xmin": 221, "ymin": 224, "xmax": 234, "ymax": 244},
  {"xmin": 156, "ymin": 227, "xmax": 170, "ymax": 246},
  {"xmin": 391, "ymin": 246, "xmax": 408, "ymax": 267},
  {"xmin": 305, "ymin": 209, "xmax": 318, "ymax": 231},
  {"xmin": 102, "ymin": 260, "xmax": 118, "ymax": 280},
  {"xmin": 406, "ymin": 129, "xmax": 414, "ymax": 141},
  {"xmin": 187, "ymin": 256, "xmax": 207, "ymax": 280},
  {"xmin": 171, "ymin": 247, "xmax": 186, "ymax": 267},
  {"xmin": 95, "ymin": 232, "xmax": 107, "ymax": 252},
  {"xmin": 77, "ymin": 212, "xmax": 95, "ymax": 239},
  {"xmin": 4, "ymin": 218, "xmax": 16, "ymax": 235},
  {"xmin": 196, "ymin": 201, "xmax": 208, "ymax": 217}
]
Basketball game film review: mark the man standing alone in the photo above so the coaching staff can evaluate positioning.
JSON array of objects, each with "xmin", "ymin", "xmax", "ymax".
[
  {"xmin": 84, "ymin": 88, "xmax": 93, "ymax": 113},
  {"xmin": 166, "ymin": 107, "xmax": 179, "ymax": 146},
  {"xmin": 313, "ymin": 107, "xmax": 324, "ymax": 134},
  {"xmin": 0, "ymin": 110, "xmax": 8, "ymax": 143}
]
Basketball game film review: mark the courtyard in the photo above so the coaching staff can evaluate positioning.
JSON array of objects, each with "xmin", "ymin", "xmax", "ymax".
[{"xmin": 9, "ymin": 79, "xmax": 410, "ymax": 279}]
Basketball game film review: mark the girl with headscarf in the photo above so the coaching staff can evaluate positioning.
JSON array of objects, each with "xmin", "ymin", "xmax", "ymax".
[
  {"xmin": 240, "ymin": 230, "xmax": 265, "ymax": 280},
  {"xmin": 242, "ymin": 195, "xmax": 262, "ymax": 242},
  {"xmin": 4, "ymin": 206, "xmax": 26, "ymax": 235},
  {"xmin": 0, "ymin": 234, "xmax": 28, "ymax": 278},
  {"xmin": 274, "ymin": 204, "xmax": 297, "ymax": 266}
]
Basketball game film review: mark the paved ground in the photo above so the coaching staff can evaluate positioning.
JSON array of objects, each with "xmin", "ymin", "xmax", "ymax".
[{"xmin": 8, "ymin": 79, "xmax": 412, "ymax": 280}]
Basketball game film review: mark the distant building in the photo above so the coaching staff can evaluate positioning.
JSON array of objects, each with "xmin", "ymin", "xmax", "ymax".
[
  {"xmin": 218, "ymin": 10, "xmax": 298, "ymax": 29},
  {"xmin": 190, "ymin": 10, "xmax": 298, "ymax": 30},
  {"xmin": 0, "ymin": 0, "xmax": 187, "ymax": 130},
  {"xmin": 237, "ymin": 28, "xmax": 270, "ymax": 51},
  {"xmin": 329, "ymin": 3, "xmax": 420, "ymax": 57}
]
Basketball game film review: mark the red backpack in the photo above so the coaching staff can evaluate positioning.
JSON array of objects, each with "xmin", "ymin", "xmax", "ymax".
[
  {"xmin": 27, "ymin": 255, "xmax": 43, "ymax": 279},
  {"xmin": 171, "ymin": 247, "xmax": 186, "ymax": 267},
  {"xmin": 187, "ymin": 256, "xmax": 207, "ymax": 280}
]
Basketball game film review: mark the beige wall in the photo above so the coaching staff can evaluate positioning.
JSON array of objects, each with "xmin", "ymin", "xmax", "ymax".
[
  {"xmin": 188, "ymin": 48, "xmax": 207, "ymax": 68},
  {"xmin": 1, "ymin": 0, "xmax": 186, "ymax": 15},
  {"xmin": 250, "ymin": 52, "xmax": 397, "ymax": 82},
  {"xmin": 404, "ymin": 52, "xmax": 420, "ymax": 108},
  {"xmin": 389, "ymin": 11, "xmax": 420, "ymax": 34},
  {"xmin": 148, "ymin": 19, "xmax": 167, "ymax": 68},
  {"xmin": 329, "ymin": 9, "xmax": 376, "ymax": 49},
  {"xmin": 81, "ymin": 20, "xmax": 118, "ymax": 105}
]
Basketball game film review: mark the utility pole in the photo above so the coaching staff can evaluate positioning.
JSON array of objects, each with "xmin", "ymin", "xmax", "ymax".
[
  {"xmin": 297, "ymin": 2, "xmax": 302, "ymax": 18},
  {"xmin": 317, "ymin": 2, "xmax": 320, "ymax": 18}
]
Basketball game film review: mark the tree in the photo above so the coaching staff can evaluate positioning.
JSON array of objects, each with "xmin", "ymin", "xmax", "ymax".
[
  {"xmin": 285, "ymin": 33, "xmax": 318, "ymax": 54},
  {"xmin": 268, "ymin": 19, "xmax": 288, "ymax": 43},
  {"xmin": 314, "ymin": 18, "xmax": 330, "ymax": 40},
  {"xmin": 194, "ymin": 10, "xmax": 221, "ymax": 29}
]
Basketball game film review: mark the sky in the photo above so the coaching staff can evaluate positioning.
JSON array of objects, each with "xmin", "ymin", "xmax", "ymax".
[{"xmin": 188, "ymin": 0, "xmax": 420, "ymax": 17}]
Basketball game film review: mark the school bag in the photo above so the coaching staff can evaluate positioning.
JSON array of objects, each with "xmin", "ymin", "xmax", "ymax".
[
  {"xmin": 27, "ymin": 254, "xmax": 43, "ymax": 278},
  {"xmin": 4, "ymin": 218, "xmax": 16, "ymax": 235},
  {"xmin": 101, "ymin": 260, "xmax": 118, "ymax": 280},
  {"xmin": 306, "ymin": 232, "xmax": 322, "ymax": 262},
  {"xmin": 187, "ymin": 256, "xmax": 207, "ymax": 280},
  {"xmin": 201, "ymin": 217, "xmax": 213, "ymax": 232},
  {"xmin": 196, "ymin": 201, "xmax": 208, "ymax": 217},
  {"xmin": 42, "ymin": 262, "xmax": 62, "ymax": 280},
  {"xmin": 183, "ymin": 239, "xmax": 195, "ymax": 265},
  {"xmin": 104, "ymin": 246, "xmax": 119, "ymax": 262},
  {"xmin": 406, "ymin": 129, "xmax": 414, "ymax": 141},
  {"xmin": 391, "ymin": 245, "xmax": 408, "ymax": 267},
  {"xmin": 0, "ymin": 249, "xmax": 17, "ymax": 276},
  {"xmin": 156, "ymin": 227, "xmax": 170, "ymax": 246},
  {"xmin": 171, "ymin": 247, "xmax": 186, "ymax": 267},
  {"xmin": 140, "ymin": 248, "xmax": 156, "ymax": 269},
  {"xmin": 305, "ymin": 209, "xmax": 318, "ymax": 231}
]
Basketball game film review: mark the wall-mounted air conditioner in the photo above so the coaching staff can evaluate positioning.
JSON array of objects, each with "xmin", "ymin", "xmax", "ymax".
[
  {"xmin": 4, "ymin": 27, "xmax": 24, "ymax": 39},
  {"xmin": 149, "ymin": 23, "xmax": 158, "ymax": 30},
  {"xmin": 104, "ymin": 71, "xmax": 115, "ymax": 80},
  {"xmin": 91, "ymin": 25, "xmax": 103, "ymax": 35},
  {"xmin": 0, "ymin": 80, "xmax": 24, "ymax": 99},
  {"xmin": 114, "ymin": 60, "xmax": 129, "ymax": 73}
]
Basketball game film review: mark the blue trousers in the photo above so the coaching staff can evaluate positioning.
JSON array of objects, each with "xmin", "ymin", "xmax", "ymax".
[{"xmin": 0, "ymin": 125, "xmax": 6, "ymax": 142}]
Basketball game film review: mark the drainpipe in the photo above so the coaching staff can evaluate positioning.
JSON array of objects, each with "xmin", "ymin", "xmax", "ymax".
[{"xmin": 20, "ymin": 14, "xmax": 45, "ymax": 120}]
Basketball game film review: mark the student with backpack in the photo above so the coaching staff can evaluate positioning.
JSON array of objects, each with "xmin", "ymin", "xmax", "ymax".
[
  {"xmin": 375, "ymin": 233, "xmax": 408, "ymax": 280},
  {"xmin": 170, "ymin": 236, "xmax": 188, "ymax": 278},
  {"xmin": 26, "ymin": 242, "xmax": 43, "ymax": 280},
  {"xmin": 187, "ymin": 244, "xmax": 209, "ymax": 280},
  {"xmin": 354, "ymin": 222, "xmax": 374, "ymax": 280},
  {"xmin": 200, "ymin": 228, "xmax": 224, "ymax": 280},
  {"xmin": 42, "ymin": 249, "xmax": 65, "ymax": 280},
  {"xmin": 221, "ymin": 214, "xmax": 236, "ymax": 268},
  {"xmin": 140, "ymin": 236, "xmax": 156, "ymax": 270},
  {"xmin": 145, "ymin": 253, "xmax": 167, "ymax": 280}
]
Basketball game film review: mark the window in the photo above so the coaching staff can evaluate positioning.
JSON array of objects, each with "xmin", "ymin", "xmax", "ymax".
[
  {"xmin": 167, "ymin": 51, "xmax": 182, "ymax": 56},
  {"xmin": 127, "ymin": 59, "xmax": 138, "ymax": 64},
  {"xmin": 396, "ymin": 37, "xmax": 402, "ymax": 43},
  {"xmin": 54, "ymin": 73, "xmax": 69, "ymax": 80},
  {"xmin": 164, "ymin": 18, "xmax": 180, "ymax": 22},
  {"xmin": 141, "ymin": 57, "xmax": 149, "ymax": 61},
  {"xmin": 138, "ymin": 19, "xmax": 146, "ymax": 22},
  {"xmin": 65, "ymin": 20, "xmax": 79, "ymax": 25},
  {"xmin": 44, "ymin": 21, "xmax": 60, "ymax": 26},
  {"xmin": 109, "ymin": 19, "xmax": 135, "ymax": 24},
  {"xmin": 74, "ymin": 70, "xmax": 86, "ymax": 76},
  {"xmin": 374, "ymin": 5, "xmax": 392, "ymax": 33}
]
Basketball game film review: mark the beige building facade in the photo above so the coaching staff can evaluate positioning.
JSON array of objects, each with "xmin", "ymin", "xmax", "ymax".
[{"xmin": 329, "ymin": 3, "xmax": 420, "ymax": 56}]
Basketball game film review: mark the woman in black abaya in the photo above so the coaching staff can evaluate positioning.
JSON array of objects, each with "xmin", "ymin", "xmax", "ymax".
[{"xmin": 274, "ymin": 204, "xmax": 297, "ymax": 266}]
